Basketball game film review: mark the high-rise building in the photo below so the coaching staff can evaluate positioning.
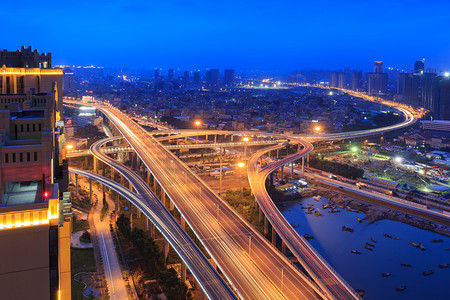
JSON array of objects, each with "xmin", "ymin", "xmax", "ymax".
[
  {"xmin": 0, "ymin": 46, "xmax": 52, "ymax": 68},
  {"xmin": 414, "ymin": 59, "xmax": 425, "ymax": 74},
  {"xmin": 398, "ymin": 73, "xmax": 421, "ymax": 106},
  {"xmin": 330, "ymin": 72, "xmax": 340, "ymax": 88},
  {"xmin": 422, "ymin": 72, "xmax": 438, "ymax": 110},
  {"xmin": 374, "ymin": 61, "xmax": 383, "ymax": 73},
  {"xmin": 168, "ymin": 69, "xmax": 174, "ymax": 82},
  {"xmin": 0, "ymin": 47, "xmax": 71, "ymax": 300},
  {"xmin": 351, "ymin": 71, "xmax": 363, "ymax": 91},
  {"xmin": 338, "ymin": 72, "xmax": 346, "ymax": 88},
  {"xmin": 183, "ymin": 71, "xmax": 189, "ymax": 86},
  {"xmin": 206, "ymin": 69, "xmax": 219, "ymax": 85},
  {"xmin": 193, "ymin": 72, "xmax": 200, "ymax": 85},
  {"xmin": 154, "ymin": 69, "xmax": 159, "ymax": 80},
  {"xmin": 432, "ymin": 76, "xmax": 450, "ymax": 120},
  {"xmin": 63, "ymin": 67, "xmax": 75, "ymax": 94},
  {"xmin": 224, "ymin": 69, "xmax": 235, "ymax": 85}
]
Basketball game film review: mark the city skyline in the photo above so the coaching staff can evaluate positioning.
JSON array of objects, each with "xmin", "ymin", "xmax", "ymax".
[{"xmin": 1, "ymin": 0, "xmax": 450, "ymax": 71}]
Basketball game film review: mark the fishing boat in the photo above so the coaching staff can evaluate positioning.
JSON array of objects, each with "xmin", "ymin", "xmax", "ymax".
[
  {"xmin": 409, "ymin": 241, "xmax": 420, "ymax": 248},
  {"xmin": 314, "ymin": 211, "xmax": 322, "ymax": 217},
  {"xmin": 422, "ymin": 270, "xmax": 434, "ymax": 276},
  {"xmin": 400, "ymin": 263, "xmax": 412, "ymax": 267},
  {"xmin": 366, "ymin": 242, "xmax": 374, "ymax": 247},
  {"xmin": 381, "ymin": 272, "xmax": 391, "ymax": 277},
  {"xmin": 303, "ymin": 234, "xmax": 314, "ymax": 240},
  {"xmin": 438, "ymin": 264, "xmax": 449, "ymax": 268},
  {"xmin": 370, "ymin": 237, "xmax": 377, "ymax": 243},
  {"xmin": 356, "ymin": 217, "xmax": 362, "ymax": 222},
  {"xmin": 383, "ymin": 233, "xmax": 393, "ymax": 239},
  {"xmin": 431, "ymin": 239, "xmax": 443, "ymax": 243},
  {"xmin": 364, "ymin": 245, "xmax": 373, "ymax": 251},
  {"xmin": 350, "ymin": 250, "xmax": 361, "ymax": 254},
  {"xmin": 342, "ymin": 226, "xmax": 354, "ymax": 232},
  {"xmin": 396, "ymin": 286, "xmax": 406, "ymax": 291}
]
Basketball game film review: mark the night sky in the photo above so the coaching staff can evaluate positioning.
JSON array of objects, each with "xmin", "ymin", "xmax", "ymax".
[{"xmin": 1, "ymin": 0, "xmax": 449, "ymax": 72}]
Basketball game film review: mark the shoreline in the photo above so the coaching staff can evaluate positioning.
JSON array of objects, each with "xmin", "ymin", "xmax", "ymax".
[{"xmin": 278, "ymin": 185, "xmax": 450, "ymax": 238}]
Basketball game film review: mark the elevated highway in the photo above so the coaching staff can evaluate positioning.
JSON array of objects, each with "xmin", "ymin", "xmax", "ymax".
[
  {"xmin": 68, "ymin": 165, "xmax": 237, "ymax": 300},
  {"xmin": 66, "ymin": 100, "xmax": 325, "ymax": 300}
]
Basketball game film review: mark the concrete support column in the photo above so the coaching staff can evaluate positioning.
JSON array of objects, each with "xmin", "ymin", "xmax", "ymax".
[
  {"xmin": 144, "ymin": 217, "xmax": 149, "ymax": 231},
  {"xmin": 231, "ymin": 135, "xmax": 234, "ymax": 142},
  {"xmin": 162, "ymin": 191, "xmax": 166, "ymax": 207},
  {"xmin": 282, "ymin": 240, "xmax": 287, "ymax": 255},
  {"xmin": 164, "ymin": 239, "xmax": 169, "ymax": 264},
  {"xmin": 281, "ymin": 166, "xmax": 284, "ymax": 182},
  {"xmin": 181, "ymin": 262, "xmax": 187, "ymax": 283},
  {"xmin": 214, "ymin": 135, "xmax": 217, "ymax": 144},
  {"xmin": 115, "ymin": 194, "xmax": 119, "ymax": 214},
  {"xmin": 264, "ymin": 216, "xmax": 269, "ymax": 235},
  {"xmin": 180, "ymin": 215, "xmax": 185, "ymax": 230},
  {"xmin": 137, "ymin": 209, "xmax": 142, "ymax": 218},
  {"xmin": 276, "ymin": 149, "xmax": 279, "ymax": 158},
  {"xmin": 259, "ymin": 205, "xmax": 264, "ymax": 223},
  {"xmin": 272, "ymin": 227, "xmax": 277, "ymax": 247},
  {"xmin": 169, "ymin": 197, "xmax": 174, "ymax": 211},
  {"xmin": 302, "ymin": 156, "xmax": 305, "ymax": 172},
  {"xmin": 307, "ymin": 154, "xmax": 310, "ymax": 168},
  {"xmin": 93, "ymin": 157, "xmax": 99, "ymax": 173},
  {"xmin": 291, "ymin": 162, "xmax": 294, "ymax": 178}
]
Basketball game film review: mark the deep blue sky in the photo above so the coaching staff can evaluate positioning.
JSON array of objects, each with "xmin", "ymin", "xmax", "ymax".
[{"xmin": 1, "ymin": 0, "xmax": 449, "ymax": 72}]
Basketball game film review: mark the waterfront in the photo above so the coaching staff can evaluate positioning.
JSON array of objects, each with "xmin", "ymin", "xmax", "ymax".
[{"xmin": 281, "ymin": 196, "xmax": 450, "ymax": 300}]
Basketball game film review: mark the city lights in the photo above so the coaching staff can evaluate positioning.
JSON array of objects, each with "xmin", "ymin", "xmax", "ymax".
[{"xmin": 394, "ymin": 156, "xmax": 403, "ymax": 163}]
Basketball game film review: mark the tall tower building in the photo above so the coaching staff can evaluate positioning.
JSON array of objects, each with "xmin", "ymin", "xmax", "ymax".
[
  {"xmin": 168, "ymin": 69, "xmax": 174, "ymax": 82},
  {"xmin": 432, "ymin": 76, "xmax": 450, "ymax": 120},
  {"xmin": 351, "ymin": 71, "xmax": 363, "ymax": 91},
  {"xmin": 224, "ymin": 69, "xmax": 235, "ymax": 85},
  {"xmin": 62, "ymin": 67, "xmax": 75, "ymax": 94},
  {"xmin": 414, "ymin": 59, "xmax": 425, "ymax": 74},
  {"xmin": 193, "ymin": 72, "xmax": 200, "ymax": 85},
  {"xmin": 0, "ymin": 47, "xmax": 71, "ymax": 300},
  {"xmin": 422, "ymin": 72, "xmax": 438, "ymax": 110},
  {"xmin": 330, "ymin": 72, "xmax": 340, "ymax": 88},
  {"xmin": 206, "ymin": 69, "xmax": 219, "ymax": 85},
  {"xmin": 374, "ymin": 61, "xmax": 383, "ymax": 73},
  {"xmin": 183, "ymin": 71, "xmax": 189, "ymax": 86},
  {"xmin": 398, "ymin": 73, "xmax": 421, "ymax": 106}
]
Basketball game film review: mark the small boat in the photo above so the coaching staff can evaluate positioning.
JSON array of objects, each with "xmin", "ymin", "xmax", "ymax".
[
  {"xmin": 303, "ymin": 234, "xmax": 314, "ymax": 240},
  {"xmin": 431, "ymin": 239, "xmax": 443, "ymax": 243},
  {"xmin": 419, "ymin": 244, "xmax": 426, "ymax": 251},
  {"xmin": 313, "ymin": 195, "xmax": 320, "ymax": 201},
  {"xmin": 356, "ymin": 217, "xmax": 362, "ymax": 222},
  {"xmin": 383, "ymin": 233, "xmax": 393, "ymax": 239},
  {"xmin": 370, "ymin": 237, "xmax": 377, "ymax": 243},
  {"xmin": 396, "ymin": 286, "xmax": 406, "ymax": 292},
  {"xmin": 364, "ymin": 245, "xmax": 373, "ymax": 251},
  {"xmin": 393, "ymin": 236, "xmax": 400, "ymax": 240},
  {"xmin": 438, "ymin": 264, "xmax": 449, "ymax": 268},
  {"xmin": 305, "ymin": 211, "xmax": 313, "ymax": 214},
  {"xmin": 409, "ymin": 241, "xmax": 420, "ymax": 248},
  {"xmin": 350, "ymin": 250, "xmax": 361, "ymax": 254},
  {"xmin": 381, "ymin": 272, "xmax": 391, "ymax": 277},
  {"xmin": 301, "ymin": 206, "xmax": 309, "ymax": 209},
  {"xmin": 400, "ymin": 263, "xmax": 412, "ymax": 267},
  {"xmin": 314, "ymin": 211, "xmax": 322, "ymax": 217},
  {"xmin": 342, "ymin": 226, "xmax": 354, "ymax": 233},
  {"xmin": 366, "ymin": 242, "xmax": 375, "ymax": 247},
  {"xmin": 422, "ymin": 270, "xmax": 434, "ymax": 276}
]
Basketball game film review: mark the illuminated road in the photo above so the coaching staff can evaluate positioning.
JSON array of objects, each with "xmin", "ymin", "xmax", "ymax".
[
  {"xmin": 67, "ymin": 99, "xmax": 324, "ymax": 300},
  {"xmin": 248, "ymin": 141, "xmax": 360, "ymax": 300},
  {"xmin": 68, "ymin": 167, "xmax": 237, "ymax": 300}
]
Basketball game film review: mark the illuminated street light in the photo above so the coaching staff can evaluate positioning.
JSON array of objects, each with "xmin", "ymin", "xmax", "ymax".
[
  {"xmin": 238, "ymin": 162, "xmax": 245, "ymax": 197},
  {"xmin": 351, "ymin": 147, "xmax": 358, "ymax": 152},
  {"xmin": 315, "ymin": 126, "xmax": 321, "ymax": 133},
  {"xmin": 445, "ymin": 72, "xmax": 450, "ymax": 77},
  {"xmin": 66, "ymin": 144, "xmax": 74, "ymax": 150},
  {"xmin": 242, "ymin": 137, "xmax": 249, "ymax": 142},
  {"xmin": 394, "ymin": 156, "xmax": 403, "ymax": 163},
  {"xmin": 238, "ymin": 162, "xmax": 245, "ymax": 168}
]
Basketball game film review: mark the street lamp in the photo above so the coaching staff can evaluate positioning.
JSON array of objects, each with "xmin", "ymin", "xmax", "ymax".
[
  {"xmin": 66, "ymin": 144, "xmax": 74, "ymax": 150},
  {"xmin": 243, "ymin": 137, "xmax": 249, "ymax": 157},
  {"xmin": 315, "ymin": 126, "xmax": 321, "ymax": 133},
  {"xmin": 195, "ymin": 121, "xmax": 201, "ymax": 144}
]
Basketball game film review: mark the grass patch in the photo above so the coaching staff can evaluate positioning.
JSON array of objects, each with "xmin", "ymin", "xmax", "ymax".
[
  {"xmin": 71, "ymin": 278, "xmax": 88, "ymax": 300},
  {"xmin": 71, "ymin": 248, "xmax": 97, "ymax": 273}
]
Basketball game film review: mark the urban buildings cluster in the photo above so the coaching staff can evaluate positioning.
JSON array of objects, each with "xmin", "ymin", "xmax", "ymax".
[{"xmin": 0, "ymin": 46, "xmax": 71, "ymax": 300}]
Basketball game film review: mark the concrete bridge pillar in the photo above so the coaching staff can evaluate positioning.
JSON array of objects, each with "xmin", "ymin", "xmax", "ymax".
[
  {"xmin": 214, "ymin": 135, "xmax": 217, "ymax": 144},
  {"xmin": 231, "ymin": 135, "xmax": 234, "ymax": 142},
  {"xmin": 162, "ymin": 191, "xmax": 167, "ymax": 208},
  {"xmin": 281, "ymin": 166, "xmax": 284, "ymax": 182},
  {"xmin": 93, "ymin": 157, "xmax": 99, "ymax": 173},
  {"xmin": 169, "ymin": 197, "xmax": 174, "ymax": 211},
  {"xmin": 115, "ymin": 194, "xmax": 119, "ymax": 215},
  {"xmin": 129, "ymin": 202, "xmax": 133, "ymax": 228},
  {"xmin": 180, "ymin": 215, "xmax": 185, "ymax": 230},
  {"xmin": 181, "ymin": 262, "xmax": 187, "ymax": 283},
  {"xmin": 205, "ymin": 134, "xmax": 208, "ymax": 141},
  {"xmin": 264, "ymin": 216, "xmax": 269, "ymax": 235},
  {"xmin": 164, "ymin": 239, "xmax": 169, "ymax": 264},
  {"xmin": 291, "ymin": 162, "xmax": 294, "ymax": 178},
  {"xmin": 307, "ymin": 154, "xmax": 310, "ymax": 168},
  {"xmin": 276, "ymin": 149, "xmax": 279, "ymax": 158},
  {"xmin": 272, "ymin": 227, "xmax": 277, "ymax": 246},
  {"xmin": 302, "ymin": 156, "xmax": 305, "ymax": 172},
  {"xmin": 137, "ymin": 209, "xmax": 142, "ymax": 218},
  {"xmin": 259, "ymin": 205, "xmax": 264, "ymax": 222},
  {"xmin": 282, "ymin": 240, "xmax": 287, "ymax": 255}
]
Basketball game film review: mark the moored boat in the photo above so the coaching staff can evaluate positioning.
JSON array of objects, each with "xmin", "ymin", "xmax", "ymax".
[
  {"xmin": 396, "ymin": 286, "xmax": 406, "ymax": 291},
  {"xmin": 422, "ymin": 270, "xmax": 434, "ymax": 276}
]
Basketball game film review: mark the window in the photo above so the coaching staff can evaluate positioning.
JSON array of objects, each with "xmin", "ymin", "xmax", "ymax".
[
  {"xmin": 26, "ymin": 124, "xmax": 29, "ymax": 132},
  {"xmin": 20, "ymin": 153, "xmax": 23, "ymax": 162},
  {"xmin": 12, "ymin": 153, "xmax": 16, "ymax": 163},
  {"xmin": 27, "ymin": 152, "xmax": 30, "ymax": 162},
  {"xmin": 34, "ymin": 152, "xmax": 38, "ymax": 161},
  {"xmin": 33, "ymin": 124, "xmax": 36, "ymax": 131},
  {"xmin": 20, "ymin": 124, "xmax": 23, "ymax": 132},
  {"xmin": 38, "ymin": 124, "xmax": 42, "ymax": 131},
  {"xmin": 5, "ymin": 154, "xmax": 8, "ymax": 163}
]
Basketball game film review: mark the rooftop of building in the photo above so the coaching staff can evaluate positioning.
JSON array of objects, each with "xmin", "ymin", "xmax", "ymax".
[{"xmin": 1, "ymin": 181, "xmax": 41, "ymax": 207}]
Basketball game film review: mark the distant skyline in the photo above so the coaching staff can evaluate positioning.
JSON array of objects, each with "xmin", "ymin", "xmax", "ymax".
[{"xmin": 1, "ymin": 0, "xmax": 450, "ymax": 72}]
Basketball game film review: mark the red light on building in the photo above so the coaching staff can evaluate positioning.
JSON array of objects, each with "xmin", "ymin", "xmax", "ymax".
[{"xmin": 43, "ymin": 191, "xmax": 49, "ymax": 198}]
